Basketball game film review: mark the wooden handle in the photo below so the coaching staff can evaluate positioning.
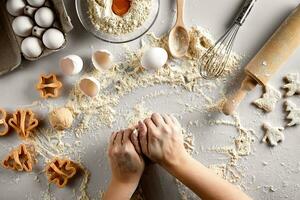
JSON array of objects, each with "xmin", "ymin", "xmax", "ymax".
[
  {"xmin": 176, "ymin": 0, "xmax": 185, "ymax": 26},
  {"xmin": 223, "ymin": 76, "xmax": 257, "ymax": 115}
]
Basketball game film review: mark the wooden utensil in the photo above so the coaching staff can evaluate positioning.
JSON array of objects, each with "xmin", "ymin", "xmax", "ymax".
[
  {"xmin": 223, "ymin": 4, "xmax": 300, "ymax": 115},
  {"xmin": 168, "ymin": 0, "xmax": 190, "ymax": 58}
]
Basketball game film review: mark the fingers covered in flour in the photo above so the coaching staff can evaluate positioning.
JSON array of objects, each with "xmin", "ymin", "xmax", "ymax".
[{"xmin": 138, "ymin": 121, "xmax": 149, "ymax": 156}]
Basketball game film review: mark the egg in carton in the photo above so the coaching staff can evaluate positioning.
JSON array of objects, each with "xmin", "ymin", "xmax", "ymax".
[{"xmin": 0, "ymin": 0, "xmax": 73, "ymax": 76}]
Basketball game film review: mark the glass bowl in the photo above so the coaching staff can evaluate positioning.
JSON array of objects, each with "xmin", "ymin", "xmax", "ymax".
[{"xmin": 75, "ymin": 0, "xmax": 160, "ymax": 43}]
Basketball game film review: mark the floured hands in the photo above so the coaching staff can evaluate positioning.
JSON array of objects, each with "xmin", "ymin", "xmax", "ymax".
[
  {"xmin": 138, "ymin": 113, "xmax": 189, "ymax": 170},
  {"xmin": 108, "ymin": 128, "xmax": 145, "ymax": 187}
]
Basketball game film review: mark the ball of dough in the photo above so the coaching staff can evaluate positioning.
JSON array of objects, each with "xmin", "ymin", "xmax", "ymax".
[{"xmin": 49, "ymin": 107, "xmax": 73, "ymax": 131}]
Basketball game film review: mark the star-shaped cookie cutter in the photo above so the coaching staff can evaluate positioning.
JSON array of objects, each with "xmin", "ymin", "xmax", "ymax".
[
  {"xmin": 0, "ymin": 108, "xmax": 9, "ymax": 136},
  {"xmin": 45, "ymin": 158, "xmax": 78, "ymax": 188},
  {"xmin": 36, "ymin": 74, "xmax": 62, "ymax": 99},
  {"xmin": 2, "ymin": 144, "xmax": 34, "ymax": 172},
  {"xmin": 8, "ymin": 109, "xmax": 39, "ymax": 139}
]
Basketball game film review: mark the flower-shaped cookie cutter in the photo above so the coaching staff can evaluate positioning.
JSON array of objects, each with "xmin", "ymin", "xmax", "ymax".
[
  {"xmin": 36, "ymin": 74, "xmax": 62, "ymax": 99},
  {"xmin": 0, "ymin": 108, "xmax": 9, "ymax": 136},
  {"xmin": 2, "ymin": 144, "xmax": 34, "ymax": 172},
  {"xmin": 45, "ymin": 158, "xmax": 78, "ymax": 188},
  {"xmin": 8, "ymin": 109, "xmax": 39, "ymax": 139}
]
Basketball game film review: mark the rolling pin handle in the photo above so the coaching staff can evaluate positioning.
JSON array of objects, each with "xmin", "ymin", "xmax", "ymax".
[{"xmin": 222, "ymin": 76, "xmax": 257, "ymax": 115}]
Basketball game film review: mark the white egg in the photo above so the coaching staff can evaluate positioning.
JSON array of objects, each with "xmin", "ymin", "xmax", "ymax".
[
  {"xmin": 12, "ymin": 16, "xmax": 34, "ymax": 37},
  {"xmin": 60, "ymin": 55, "xmax": 83, "ymax": 76},
  {"xmin": 79, "ymin": 77, "xmax": 100, "ymax": 98},
  {"xmin": 42, "ymin": 28, "xmax": 65, "ymax": 50},
  {"xmin": 21, "ymin": 37, "xmax": 44, "ymax": 58},
  {"xmin": 92, "ymin": 50, "xmax": 114, "ymax": 72},
  {"xmin": 24, "ymin": 5, "xmax": 37, "ymax": 17},
  {"xmin": 34, "ymin": 7, "xmax": 54, "ymax": 28},
  {"xmin": 27, "ymin": 0, "xmax": 45, "ymax": 7},
  {"xmin": 141, "ymin": 47, "xmax": 168, "ymax": 70},
  {"xmin": 6, "ymin": 0, "xmax": 26, "ymax": 16},
  {"xmin": 32, "ymin": 26, "xmax": 45, "ymax": 38}
]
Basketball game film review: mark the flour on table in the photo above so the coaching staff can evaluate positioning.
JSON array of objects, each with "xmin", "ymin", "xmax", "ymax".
[
  {"xmin": 262, "ymin": 123, "xmax": 284, "ymax": 146},
  {"xmin": 282, "ymin": 73, "xmax": 300, "ymax": 97},
  {"xmin": 253, "ymin": 85, "xmax": 281, "ymax": 112},
  {"xmin": 285, "ymin": 100, "xmax": 300, "ymax": 126}
]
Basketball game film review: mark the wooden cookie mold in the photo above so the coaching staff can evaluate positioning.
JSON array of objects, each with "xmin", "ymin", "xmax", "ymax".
[
  {"xmin": 36, "ymin": 74, "xmax": 62, "ymax": 99},
  {"xmin": 2, "ymin": 144, "xmax": 35, "ymax": 172},
  {"xmin": 8, "ymin": 109, "xmax": 39, "ymax": 139},
  {"xmin": 45, "ymin": 158, "xmax": 78, "ymax": 188},
  {"xmin": 0, "ymin": 108, "xmax": 9, "ymax": 136}
]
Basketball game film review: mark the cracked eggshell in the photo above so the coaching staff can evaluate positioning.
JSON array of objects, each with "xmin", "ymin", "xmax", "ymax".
[
  {"xmin": 60, "ymin": 55, "xmax": 83, "ymax": 75},
  {"xmin": 79, "ymin": 77, "xmax": 100, "ymax": 98},
  {"xmin": 42, "ymin": 28, "xmax": 65, "ymax": 50},
  {"xmin": 21, "ymin": 37, "xmax": 44, "ymax": 58},
  {"xmin": 141, "ymin": 47, "xmax": 168, "ymax": 70},
  {"xmin": 12, "ymin": 16, "xmax": 34, "ymax": 37},
  {"xmin": 92, "ymin": 50, "xmax": 114, "ymax": 72},
  {"xmin": 34, "ymin": 7, "xmax": 54, "ymax": 28},
  {"xmin": 6, "ymin": 0, "xmax": 26, "ymax": 16}
]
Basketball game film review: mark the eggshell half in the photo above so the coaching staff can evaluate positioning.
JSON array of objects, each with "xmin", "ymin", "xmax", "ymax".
[
  {"xmin": 92, "ymin": 50, "xmax": 113, "ymax": 72},
  {"xmin": 79, "ymin": 77, "xmax": 100, "ymax": 98},
  {"xmin": 60, "ymin": 55, "xmax": 83, "ymax": 76}
]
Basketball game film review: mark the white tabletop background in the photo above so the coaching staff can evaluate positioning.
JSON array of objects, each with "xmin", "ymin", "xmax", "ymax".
[{"xmin": 1, "ymin": 0, "xmax": 300, "ymax": 199}]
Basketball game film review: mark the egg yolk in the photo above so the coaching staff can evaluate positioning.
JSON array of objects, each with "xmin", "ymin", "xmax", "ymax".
[{"xmin": 112, "ymin": 0, "xmax": 131, "ymax": 16}]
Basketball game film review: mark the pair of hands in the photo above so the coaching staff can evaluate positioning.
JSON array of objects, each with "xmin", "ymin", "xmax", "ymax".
[{"xmin": 107, "ymin": 113, "xmax": 188, "ymax": 197}]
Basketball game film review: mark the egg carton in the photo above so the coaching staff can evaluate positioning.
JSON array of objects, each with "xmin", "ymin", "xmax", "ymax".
[{"xmin": 0, "ymin": 0, "xmax": 73, "ymax": 76}]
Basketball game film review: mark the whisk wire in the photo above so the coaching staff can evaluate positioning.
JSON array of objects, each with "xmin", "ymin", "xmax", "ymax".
[{"xmin": 199, "ymin": 23, "xmax": 240, "ymax": 79}]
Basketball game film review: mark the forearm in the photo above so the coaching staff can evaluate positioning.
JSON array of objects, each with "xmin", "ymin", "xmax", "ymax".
[
  {"xmin": 165, "ymin": 155, "xmax": 252, "ymax": 200},
  {"xmin": 103, "ymin": 179, "xmax": 137, "ymax": 200}
]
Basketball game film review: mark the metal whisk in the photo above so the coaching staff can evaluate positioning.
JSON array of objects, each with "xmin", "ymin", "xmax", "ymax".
[{"xmin": 199, "ymin": 0, "xmax": 257, "ymax": 79}]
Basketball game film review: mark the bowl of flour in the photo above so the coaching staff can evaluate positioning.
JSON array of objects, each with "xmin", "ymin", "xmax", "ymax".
[{"xmin": 76, "ymin": 0, "xmax": 160, "ymax": 43}]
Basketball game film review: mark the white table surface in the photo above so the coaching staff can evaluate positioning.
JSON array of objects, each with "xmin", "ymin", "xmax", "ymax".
[{"xmin": 1, "ymin": 0, "xmax": 300, "ymax": 199}]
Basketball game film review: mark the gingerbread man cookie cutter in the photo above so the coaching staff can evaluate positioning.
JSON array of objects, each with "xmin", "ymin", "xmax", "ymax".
[
  {"xmin": 0, "ymin": 108, "xmax": 9, "ymax": 136},
  {"xmin": 8, "ymin": 109, "xmax": 39, "ymax": 139},
  {"xmin": 36, "ymin": 74, "xmax": 62, "ymax": 99}
]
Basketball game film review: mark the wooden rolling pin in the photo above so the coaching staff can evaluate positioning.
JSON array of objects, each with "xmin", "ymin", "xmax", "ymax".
[{"xmin": 223, "ymin": 4, "xmax": 300, "ymax": 115}]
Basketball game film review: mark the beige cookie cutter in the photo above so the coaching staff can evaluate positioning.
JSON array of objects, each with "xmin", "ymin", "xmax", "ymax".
[
  {"xmin": 8, "ymin": 109, "xmax": 39, "ymax": 139},
  {"xmin": 36, "ymin": 74, "xmax": 62, "ymax": 99},
  {"xmin": 0, "ymin": 108, "xmax": 9, "ymax": 136},
  {"xmin": 45, "ymin": 158, "xmax": 78, "ymax": 188},
  {"xmin": 2, "ymin": 144, "xmax": 34, "ymax": 172}
]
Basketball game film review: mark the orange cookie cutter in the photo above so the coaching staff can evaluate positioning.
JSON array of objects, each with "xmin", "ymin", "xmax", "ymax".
[
  {"xmin": 2, "ymin": 144, "xmax": 34, "ymax": 172},
  {"xmin": 0, "ymin": 108, "xmax": 9, "ymax": 136},
  {"xmin": 36, "ymin": 74, "xmax": 62, "ymax": 99},
  {"xmin": 45, "ymin": 158, "xmax": 79, "ymax": 188},
  {"xmin": 8, "ymin": 109, "xmax": 39, "ymax": 139}
]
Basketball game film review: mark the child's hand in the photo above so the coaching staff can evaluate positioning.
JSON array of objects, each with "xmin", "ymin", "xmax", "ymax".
[
  {"xmin": 138, "ymin": 113, "xmax": 189, "ymax": 170},
  {"xmin": 108, "ymin": 128, "xmax": 145, "ymax": 187}
]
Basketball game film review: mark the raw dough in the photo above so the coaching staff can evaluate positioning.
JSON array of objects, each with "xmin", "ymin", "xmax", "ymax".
[
  {"xmin": 262, "ymin": 123, "xmax": 284, "ymax": 146},
  {"xmin": 49, "ymin": 107, "xmax": 73, "ymax": 131},
  {"xmin": 285, "ymin": 100, "xmax": 300, "ymax": 126},
  {"xmin": 282, "ymin": 73, "xmax": 300, "ymax": 97},
  {"xmin": 253, "ymin": 85, "xmax": 281, "ymax": 112}
]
